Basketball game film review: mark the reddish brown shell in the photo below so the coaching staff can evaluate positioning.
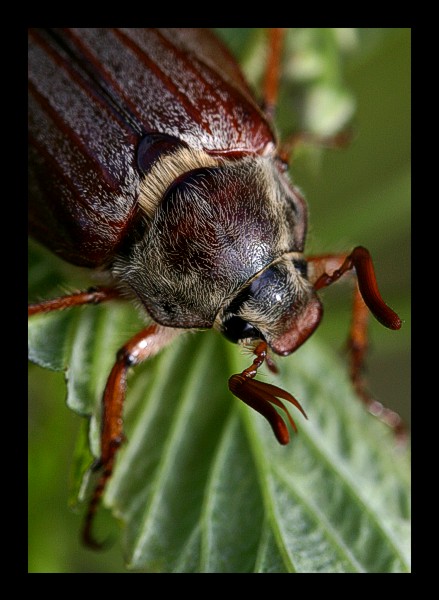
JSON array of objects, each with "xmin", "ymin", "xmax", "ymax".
[{"xmin": 28, "ymin": 28, "xmax": 275, "ymax": 267}]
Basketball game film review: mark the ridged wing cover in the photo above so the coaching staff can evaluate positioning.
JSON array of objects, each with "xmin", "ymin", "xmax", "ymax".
[{"xmin": 28, "ymin": 28, "xmax": 275, "ymax": 267}]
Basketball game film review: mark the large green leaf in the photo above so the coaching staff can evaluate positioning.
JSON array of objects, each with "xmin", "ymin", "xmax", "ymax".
[
  {"xmin": 28, "ymin": 291, "xmax": 410, "ymax": 572},
  {"xmin": 28, "ymin": 28, "xmax": 410, "ymax": 573}
]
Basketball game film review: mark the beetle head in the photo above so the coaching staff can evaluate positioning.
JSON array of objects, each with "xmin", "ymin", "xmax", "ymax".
[{"xmin": 219, "ymin": 256, "xmax": 323, "ymax": 356}]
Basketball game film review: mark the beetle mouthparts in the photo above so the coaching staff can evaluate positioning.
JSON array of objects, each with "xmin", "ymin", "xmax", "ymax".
[{"xmin": 269, "ymin": 294, "xmax": 323, "ymax": 356}]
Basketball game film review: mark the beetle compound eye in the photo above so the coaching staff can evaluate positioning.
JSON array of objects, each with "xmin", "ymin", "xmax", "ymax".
[
  {"xmin": 292, "ymin": 258, "xmax": 307, "ymax": 278},
  {"xmin": 222, "ymin": 316, "xmax": 261, "ymax": 344}
]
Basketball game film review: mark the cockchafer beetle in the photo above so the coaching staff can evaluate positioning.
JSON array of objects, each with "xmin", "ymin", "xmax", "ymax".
[{"xmin": 28, "ymin": 28, "xmax": 403, "ymax": 549}]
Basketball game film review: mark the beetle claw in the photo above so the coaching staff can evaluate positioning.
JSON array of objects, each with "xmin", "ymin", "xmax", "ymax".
[{"xmin": 82, "ymin": 526, "xmax": 107, "ymax": 551}]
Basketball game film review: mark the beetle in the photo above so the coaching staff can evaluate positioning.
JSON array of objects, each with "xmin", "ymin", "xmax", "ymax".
[{"xmin": 28, "ymin": 28, "xmax": 403, "ymax": 549}]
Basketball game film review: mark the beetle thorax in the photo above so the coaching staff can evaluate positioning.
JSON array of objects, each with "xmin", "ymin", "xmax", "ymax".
[{"xmin": 112, "ymin": 152, "xmax": 308, "ymax": 330}]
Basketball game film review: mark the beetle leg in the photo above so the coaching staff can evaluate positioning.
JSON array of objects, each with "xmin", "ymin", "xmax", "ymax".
[
  {"xmin": 311, "ymin": 246, "xmax": 401, "ymax": 330},
  {"xmin": 264, "ymin": 28, "xmax": 351, "ymax": 154},
  {"xmin": 28, "ymin": 286, "xmax": 122, "ymax": 316},
  {"xmin": 82, "ymin": 324, "xmax": 182, "ymax": 549},
  {"xmin": 307, "ymin": 247, "xmax": 405, "ymax": 437},
  {"xmin": 262, "ymin": 28, "xmax": 286, "ymax": 120},
  {"xmin": 278, "ymin": 129, "xmax": 353, "ymax": 165},
  {"xmin": 228, "ymin": 341, "xmax": 307, "ymax": 445}
]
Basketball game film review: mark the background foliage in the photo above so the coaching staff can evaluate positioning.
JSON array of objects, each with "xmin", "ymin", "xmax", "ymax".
[{"xmin": 28, "ymin": 28, "xmax": 410, "ymax": 573}]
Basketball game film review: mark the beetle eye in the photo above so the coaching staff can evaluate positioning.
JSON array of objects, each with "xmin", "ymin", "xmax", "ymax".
[
  {"xmin": 292, "ymin": 258, "xmax": 307, "ymax": 278},
  {"xmin": 222, "ymin": 316, "xmax": 260, "ymax": 344}
]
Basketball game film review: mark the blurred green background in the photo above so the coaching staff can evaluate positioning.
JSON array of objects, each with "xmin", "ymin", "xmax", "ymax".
[
  {"xmin": 279, "ymin": 28, "xmax": 411, "ymax": 424},
  {"xmin": 28, "ymin": 28, "xmax": 410, "ymax": 573}
]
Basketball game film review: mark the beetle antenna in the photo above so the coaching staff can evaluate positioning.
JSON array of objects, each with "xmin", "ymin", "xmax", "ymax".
[{"xmin": 228, "ymin": 340, "xmax": 307, "ymax": 444}]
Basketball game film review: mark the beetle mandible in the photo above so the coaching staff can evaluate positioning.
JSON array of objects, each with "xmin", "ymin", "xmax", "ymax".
[{"xmin": 28, "ymin": 28, "xmax": 403, "ymax": 548}]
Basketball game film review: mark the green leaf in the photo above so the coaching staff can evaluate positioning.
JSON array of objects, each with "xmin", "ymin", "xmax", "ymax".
[
  {"xmin": 29, "ymin": 286, "xmax": 410, "ymax": 572},
  {"xmin": 28, "ymin": 28, "xmax": 410, "ymax": 573}
]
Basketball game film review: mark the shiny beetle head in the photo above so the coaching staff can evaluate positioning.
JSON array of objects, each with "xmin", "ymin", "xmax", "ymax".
[
  {"xmin": 219, "ymin": 257, "xmax": 323, "ymax": 356},
  {"xmin": 113, "ymin": 139, "xmax": 322, "ymax": 355}
]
